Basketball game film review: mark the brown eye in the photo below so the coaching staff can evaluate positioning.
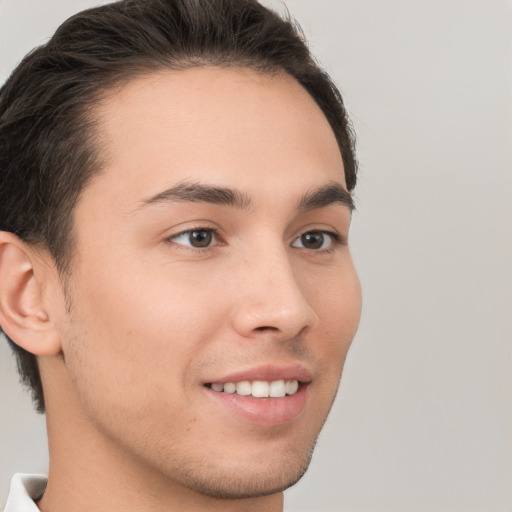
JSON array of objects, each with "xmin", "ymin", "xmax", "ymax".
[
  {"xmin": 188, "ymin": 230, "xmax": 213, "ymax": 247},
  {"xmin": 300, "ymin": 232, "xmax": 325, "ymax": 249},
  {"xmin": 169, "ymin": 229, "xmax": 216, "ymax": 248},
  {"xmin": 292, "ymin": 231, "xmax": 337, "ymax": 250}
]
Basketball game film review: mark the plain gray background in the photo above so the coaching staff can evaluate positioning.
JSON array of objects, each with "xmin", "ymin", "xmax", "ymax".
[{"xmin": 1, "ymin": 1, "xmax": 511, "ymax": 511}]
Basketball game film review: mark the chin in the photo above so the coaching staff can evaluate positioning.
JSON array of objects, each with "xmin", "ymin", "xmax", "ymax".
[{"xmin": 168, "ymin": 443, "xmax": 316, "ymax": 500}]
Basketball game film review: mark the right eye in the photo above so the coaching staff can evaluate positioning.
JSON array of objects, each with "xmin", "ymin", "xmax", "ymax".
[{"xmin": 168, "ymin": 229, "xmax": 219, "ymax": 248}]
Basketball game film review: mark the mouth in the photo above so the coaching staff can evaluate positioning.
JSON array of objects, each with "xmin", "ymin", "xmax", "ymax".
[
  {"xmin": 202, "ymin": 365, "xmax": 311, "ymax": 426},
  {"xmin": 205, "ymin": 379, "xmax": 300, "ymax": 398}
]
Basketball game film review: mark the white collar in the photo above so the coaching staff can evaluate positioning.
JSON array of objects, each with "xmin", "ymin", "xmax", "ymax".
[{"xmin": 3, "ymin": 474, "xmax": 47, "ymax": 512}]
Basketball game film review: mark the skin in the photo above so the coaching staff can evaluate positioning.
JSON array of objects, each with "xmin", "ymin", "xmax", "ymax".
[{"xmin": 1, "ymin": 67, "xmax": 361, "ymax": 512}]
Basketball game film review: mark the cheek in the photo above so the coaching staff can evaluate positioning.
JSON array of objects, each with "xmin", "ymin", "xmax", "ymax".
[
  {"xmin": 307, "ymin": 257, "xmax": 361, "ymax": 333},
  {"xmin": 60, "ymin": 279, "xmax": 223, "ymax": 447},
  {"xmin": 61, "ymin": 259, "xmax": 228, "ymax": 412},
  {"xmin": 306, "ymin": 259, "xmax": 362, "ymax": 376}
]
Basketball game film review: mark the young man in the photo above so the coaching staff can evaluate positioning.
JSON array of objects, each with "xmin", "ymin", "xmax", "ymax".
[{"xmin": 0, "ymin": 1, "xmax": 361, "ymax": 511}]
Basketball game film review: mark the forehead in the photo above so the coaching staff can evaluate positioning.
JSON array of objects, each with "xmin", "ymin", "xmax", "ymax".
[{"xmin": 86, "ymin": 66, "xmax": 346, "ymax": 210}]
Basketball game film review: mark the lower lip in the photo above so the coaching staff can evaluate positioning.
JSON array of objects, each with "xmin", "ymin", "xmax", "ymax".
[{"xmin": 204, "ymin": 384, "xmax": 309, "ymax": 426}]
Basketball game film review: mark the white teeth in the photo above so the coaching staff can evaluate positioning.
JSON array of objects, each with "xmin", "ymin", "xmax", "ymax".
[
  {"xmin": 223, "ymin": 382, "xmax": 236, "ymax": 393},
  {"xmin": 251, "ymin": 381, "xmax": 270, "ymax": 398},
  {"xmin": 269, "ymin": 380, "xmax": 286, "ymax": 397},
  {"xmin": 285, "ymin": 380, "xmax": 299, "ymax": 395},
  {"xmin": 236, "ymin": 381, "xmax": 252, "ymax": 396},
  {"xmin": 209, "ymin": 379, "xmax": 299, "ymax": 397}
]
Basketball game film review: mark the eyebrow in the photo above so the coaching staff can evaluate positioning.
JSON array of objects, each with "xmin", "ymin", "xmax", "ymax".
[
  {"xmin": 136, "ymin": 180, "xmax": 354, "ymax": 212},
  {"xmin": 138, "ymin": 182, "xmax": 252, "ymax": 210},
  {"xmin": 297, "ymin": 182, "xmax": 355, "ymax": 212}
]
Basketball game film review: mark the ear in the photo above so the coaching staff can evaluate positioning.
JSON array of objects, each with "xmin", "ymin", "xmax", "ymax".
[{"xmin": 0, "ymin": 231, "xmax": 62, "ymax": 356}]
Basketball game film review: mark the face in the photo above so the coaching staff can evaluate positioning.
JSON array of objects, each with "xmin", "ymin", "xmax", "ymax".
[{"xmin": 58, "ymin": 67, "xmax": 361, "ymax": 498}]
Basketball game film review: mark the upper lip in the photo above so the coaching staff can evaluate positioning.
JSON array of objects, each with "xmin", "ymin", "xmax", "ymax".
[{"xmin": 205, "ymin": 363, "xmax": 313, "ymax": 384}]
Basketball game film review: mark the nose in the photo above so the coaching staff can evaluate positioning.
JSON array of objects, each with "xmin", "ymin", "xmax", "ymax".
[{"xmin": 230, "ymin": 245, "xmax": 318, "ymax": 341}]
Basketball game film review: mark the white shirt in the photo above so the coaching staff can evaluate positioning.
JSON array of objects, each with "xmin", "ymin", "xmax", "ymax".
[{"xmin": 2, "ymin": 474, "xmax": 46, "ymax": 512}]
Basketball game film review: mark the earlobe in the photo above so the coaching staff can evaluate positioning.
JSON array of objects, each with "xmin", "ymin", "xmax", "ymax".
[{"xmin": 0, "ymin": 232, "xmax": 62, "ymax": 356}]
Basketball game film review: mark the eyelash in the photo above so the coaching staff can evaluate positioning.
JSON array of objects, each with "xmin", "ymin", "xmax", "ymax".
[{"xmin": 166, "ymin": 227, "xmax": 345, "ymax": 253}]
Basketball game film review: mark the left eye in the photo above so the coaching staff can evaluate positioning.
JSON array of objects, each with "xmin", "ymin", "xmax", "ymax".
[
  {"xmin": 291, "ymin": 231, "xmax": 337, "ymax": 250},
  {"xmin": 169, "ymin": 229, "xmax": 218, "ymax": 248}
]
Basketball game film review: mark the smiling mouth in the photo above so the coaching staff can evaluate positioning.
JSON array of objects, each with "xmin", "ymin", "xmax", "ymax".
[{"xmin": 205, "ymin": 379, "xmax": 301, "ymax": 398}]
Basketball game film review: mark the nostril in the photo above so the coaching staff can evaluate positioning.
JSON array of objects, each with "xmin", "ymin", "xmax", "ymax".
[{"xmin": 254, "ymin": 326, "xmax": 279, "ymax": 332}]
